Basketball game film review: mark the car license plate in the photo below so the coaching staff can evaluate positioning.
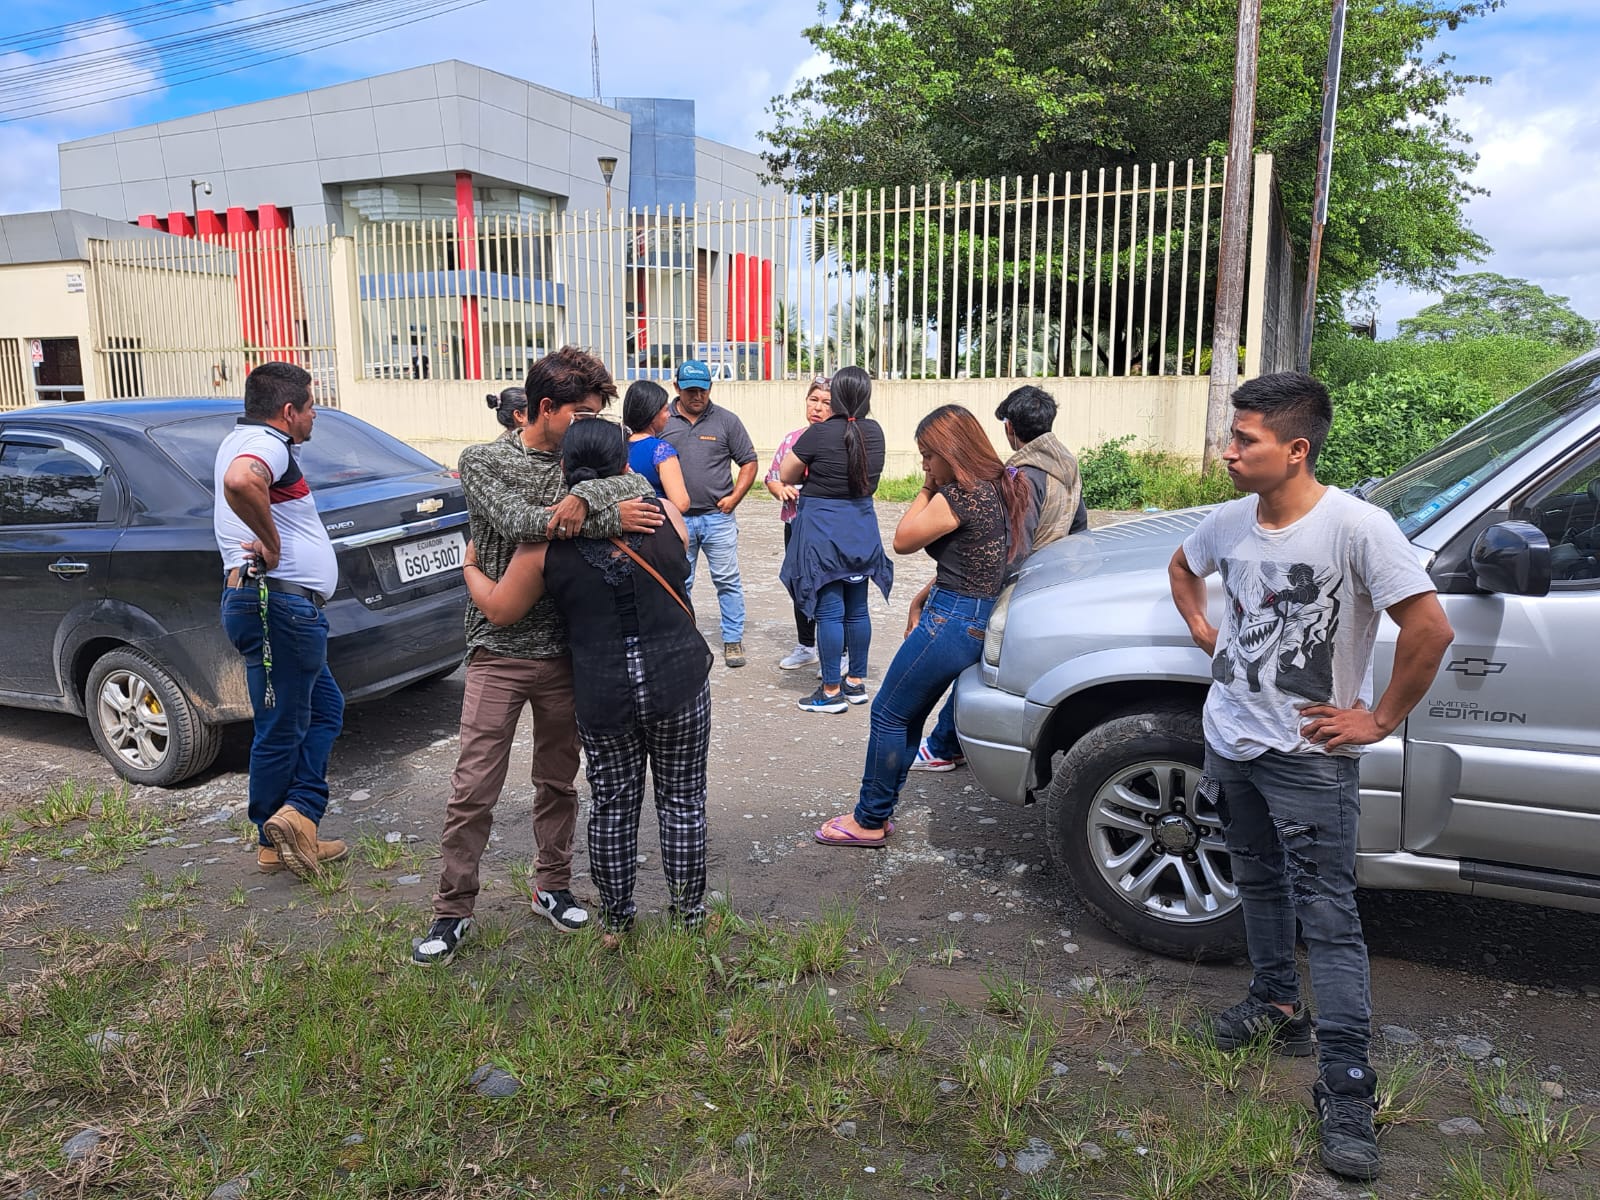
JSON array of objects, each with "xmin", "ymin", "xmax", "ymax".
[{"xmin": 392, "ymin": 531, "xmax": 465, "ymax": 583}]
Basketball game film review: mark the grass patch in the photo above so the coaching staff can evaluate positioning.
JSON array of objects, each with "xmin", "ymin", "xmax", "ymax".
[
  {"xmin": 1465, "ymin": 1060, "xmax": 1596, "ymax": 1170},
  {"xmin": 1076, "ymin": 976, "xmax": 1147, "ymax": 1033},
  {"xmin": 875, "ymin": 472, "xmax": 926, "ymax": 502},
  {"xmin": 1142, "ymin": 1007, "xmax": 1274, "ymax": 1093},
  {"xmin": 356, "ymin": 832, "xmax": 407, "ymax": 871},
  {"xmin": 7, "ymin": 782, "xmax": 161, "ymax": 873}
]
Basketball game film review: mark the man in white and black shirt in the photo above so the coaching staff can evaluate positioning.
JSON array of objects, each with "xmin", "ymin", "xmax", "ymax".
[
  {"xmin": 215, "ymin": 361, "xmax": 347, "ymax": 882},
  {"xmin": 1169, "ymin": 372, "xmax": 1453, "ymax": 1183}
]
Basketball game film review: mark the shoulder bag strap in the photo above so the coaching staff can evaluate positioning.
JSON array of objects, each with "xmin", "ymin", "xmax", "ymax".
[{"xmin": 608, "ymin": 537, "xmax": 692, "ymax": 618}]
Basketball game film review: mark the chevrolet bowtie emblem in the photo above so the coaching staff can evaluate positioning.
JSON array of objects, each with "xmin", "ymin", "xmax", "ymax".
[
  {"xmin": 416, "ymin": 497, "xmax": 444, "ymax": 514},
  {"xmin": 1447, "ymin": 657, "xmax": 1505, "ymax": 677}
]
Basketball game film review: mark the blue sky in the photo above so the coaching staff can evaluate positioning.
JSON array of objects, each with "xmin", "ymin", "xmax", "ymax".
[{"xmin": 2, "ymin": 0, "xmax": 1595, "ymax": 335}]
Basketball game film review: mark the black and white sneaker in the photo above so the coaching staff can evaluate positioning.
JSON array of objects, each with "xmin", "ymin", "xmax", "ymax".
[
  {"xmin": 411, "ymin": 916, "xmax": 474, "ymax": 966},
  {"xmin": 1205, "ymin": 994, "xmax": 1314, "ymax": 1055},
  {"xmin": 533, "ymin": 887, "xmax": 590, "ymax": 933},
  {"xmin": 796, "ymin": 685, "xmax": 849, "ymax": 714},
  {"xmin": 1314, "ymin": 1064, "xmax": 1381, "ymax": 1181}
]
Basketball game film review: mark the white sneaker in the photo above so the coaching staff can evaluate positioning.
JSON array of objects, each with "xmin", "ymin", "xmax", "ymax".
[
  {"xmin": 907, "ymin": 738, "xmax": 965, "ymax": 772},
  {"xmin": 779, "ymin": 644, "xmax": 819, "ymax": 670}
]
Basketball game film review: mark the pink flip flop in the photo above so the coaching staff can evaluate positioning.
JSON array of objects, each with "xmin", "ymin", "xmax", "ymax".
[{"xmin": 813, "ymin": 816, "xmax": 892, "ymax": 848}]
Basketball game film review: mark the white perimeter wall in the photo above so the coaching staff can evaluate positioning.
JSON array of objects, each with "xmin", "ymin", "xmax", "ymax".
[{"xmin": 338, "ymin": 374, "xmax": 1208, "ymax": 476}]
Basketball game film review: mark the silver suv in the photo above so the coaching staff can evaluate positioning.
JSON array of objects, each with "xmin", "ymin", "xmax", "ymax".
[{"xmin": 954, "ymin": 353, "xmax": 1600, "ymax": 960}]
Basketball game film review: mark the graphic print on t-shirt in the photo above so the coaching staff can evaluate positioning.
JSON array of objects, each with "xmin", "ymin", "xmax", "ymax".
[{"xmin": 1213, "ymin": 557, "xmax": 1341, "ymax": 701}]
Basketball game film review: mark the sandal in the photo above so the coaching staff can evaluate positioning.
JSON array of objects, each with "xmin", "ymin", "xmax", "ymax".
[{"xmin": 813, "ymin": 815, "xmax": 890, "ymax": 848}]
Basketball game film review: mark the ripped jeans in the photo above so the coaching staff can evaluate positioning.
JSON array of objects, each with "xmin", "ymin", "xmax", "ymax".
[{"xmin": 1204, "ymin": 746, "xmax": 1371, "ymax": 1073}]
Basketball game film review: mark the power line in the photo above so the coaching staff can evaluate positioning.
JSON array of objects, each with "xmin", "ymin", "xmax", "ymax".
[
  {"xmin": 0, "ymin": 0, "xmax": 382, "ymax": 83},
  {"xmin": 0, "ymin": 0, "xmax": 220, "ymax": 52},
  {"xmin": 0, "ymin": 0, "xmax": 491, "ymax": 123}
]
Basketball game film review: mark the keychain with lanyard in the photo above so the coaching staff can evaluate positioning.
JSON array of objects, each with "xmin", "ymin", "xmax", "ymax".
[{"xmin": 245, "ymin": 556, "xmax": 276, "ymax": 709}]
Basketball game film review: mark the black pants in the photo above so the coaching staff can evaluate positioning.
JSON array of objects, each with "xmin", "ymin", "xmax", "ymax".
[{"xmin": 782, "ymin": 521, "xmax": 815, "ymax": 647}]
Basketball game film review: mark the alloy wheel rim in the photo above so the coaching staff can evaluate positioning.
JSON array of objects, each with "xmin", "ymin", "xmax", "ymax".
[
  {"xmin": 95, "ymin": 669, "xmax": 170, "ymax": 770},
  {"xmin": 1084, "ymin": 757, "xmax": 1238, "ymax": 925}
]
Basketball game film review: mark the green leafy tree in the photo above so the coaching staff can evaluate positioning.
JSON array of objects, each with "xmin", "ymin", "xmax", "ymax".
[
  {"xmin": 1397, "ymin": 273, "xmax": 1597, "ymax": 349},
  {"xmin": 764, "ymin": 0, "xmax": 1495, "ymax": 300}
]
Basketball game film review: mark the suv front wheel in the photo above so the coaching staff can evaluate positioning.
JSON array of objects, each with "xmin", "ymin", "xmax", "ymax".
[{"xmin": 1044, "ymin": 705, "xmax": 1245, "ymax": 961}]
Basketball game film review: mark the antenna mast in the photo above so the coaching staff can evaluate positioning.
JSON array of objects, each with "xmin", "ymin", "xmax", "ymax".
[{"xmin": 590, "ymin": 0, "xmax": 602, "ymax": 101}]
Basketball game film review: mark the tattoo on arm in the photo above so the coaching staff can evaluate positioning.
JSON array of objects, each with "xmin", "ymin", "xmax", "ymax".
[{"xmin": 246, "ymin": 459, "xmax": 272, "ymax": 483}]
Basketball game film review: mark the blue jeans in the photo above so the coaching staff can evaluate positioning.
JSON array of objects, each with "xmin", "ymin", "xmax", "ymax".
[
  {"xmin": 221, "ymin": 588, "xmax": 345, "ymax": 845},
  {"xmin": 855, "ymin": 588, "xmax": 993, "ymax": 828},
  {"xmin": 1204, "ymin": 747, "xmax": 1372, "ymax": 1075},
  {"xmin": 683, "ymin": 511, "xmax": 745, "ymax": 644},
  {"xmin": 815, "ymin": 577, "xmax": 870, "ymax": 687},
  {"xmin": 925, "ymin": 693, "xmax": 961, "ymax": 760}
]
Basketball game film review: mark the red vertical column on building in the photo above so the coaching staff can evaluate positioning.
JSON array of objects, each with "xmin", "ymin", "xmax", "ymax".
[
  {"xmin": 255, "ymin": 205, "xmax": 297, "ymax": 364},
  {"xmin": 759, "ymin": 257, "xmax": 774, "ymax": 380},
  {"xmin": 195, "ymin": 209, "xmax": 225, "ymax": 238},
  {"xmin": 455, "ymin": 171, "xmax": 482, "ymax": 380},
  {"xmin": 227, "ymin": 207, "xmax": 261, "ymax": 369},
  {"xmin": 136, "ymin": 214, "xmax": 164, "ymax": 230},
  {"xmin": 166, "ymin": 212, "xmax": 195, "ymax": 237},
  {"xmin": 727, "ymin": 252, "xmax": 747, "ymax": 342}
]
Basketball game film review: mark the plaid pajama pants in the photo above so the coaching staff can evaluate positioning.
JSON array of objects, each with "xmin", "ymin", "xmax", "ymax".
[{"xmin": 580, "ymin": 641, "xmax": 711, "ymax": 933}]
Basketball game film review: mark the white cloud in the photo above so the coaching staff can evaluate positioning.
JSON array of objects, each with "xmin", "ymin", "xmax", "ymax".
[
  {"xmin": 0, "ymin": 18, "xmax": 168, "ymax": 216},
  {"xmin": 1372, "ymin": 7, "xmax": 1600, "ymax": 333}
]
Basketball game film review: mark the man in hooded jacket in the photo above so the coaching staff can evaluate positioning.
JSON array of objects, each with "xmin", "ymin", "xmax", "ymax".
[{"xmin": 997, "ymin": 384, "xmax": 1087, "ymax": 550}]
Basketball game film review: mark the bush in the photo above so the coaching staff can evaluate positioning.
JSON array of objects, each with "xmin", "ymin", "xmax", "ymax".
[
  {"xmin": 1311, "ymin": 334, "xmax": 1573, "ymax": 401},
  {"xmin": 1317, "ymin": 370, "xmax": 1497, "ymax": 489},
  {"xmin": 1079, "ymin": 436, "xmax": 1236, "ymax": 511}
]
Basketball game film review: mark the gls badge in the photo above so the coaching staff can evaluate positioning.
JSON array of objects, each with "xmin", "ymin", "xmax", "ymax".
[{"xmin": 416, "ymin": 497, "xmax": 444, "ymax": 514}]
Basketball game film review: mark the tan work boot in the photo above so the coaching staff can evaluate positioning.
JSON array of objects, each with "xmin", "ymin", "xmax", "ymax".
[
  {"xmin": 262, "ymin": 806, "xmax": 347, "ymax": 881},
  {"xmin": 256, "ymin": 840, "xmax": 348, "ymax": 875}
]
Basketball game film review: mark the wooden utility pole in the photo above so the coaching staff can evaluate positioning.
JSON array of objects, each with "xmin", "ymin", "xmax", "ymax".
[
  {"xmin": 1204, "ymin": 0, "xmax": 1264, "ymax": 472},
  {"xmin": 1297, "ymin": 0, "xmax": 1348, "ymax": 371}
]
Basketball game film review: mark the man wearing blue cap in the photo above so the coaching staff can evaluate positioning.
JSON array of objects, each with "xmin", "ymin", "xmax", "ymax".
[{"xmin": 660, "ymin": 359, "xmax": 758, "ymax": 667}]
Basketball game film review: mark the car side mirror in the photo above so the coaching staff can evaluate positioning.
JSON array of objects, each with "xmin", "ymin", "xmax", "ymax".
[{"xmin": 1470, "ymin": 520, "xmax": 1551, "ymax": 597}]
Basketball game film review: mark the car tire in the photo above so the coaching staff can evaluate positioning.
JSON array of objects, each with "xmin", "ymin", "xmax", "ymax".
[
  {"xmin": 1044, "ymin": 704, "xmax": 1246, "ymax": 961},
  {"xmin": 85, "ymin": 648, "xmax": 223, "ymax": 787}
]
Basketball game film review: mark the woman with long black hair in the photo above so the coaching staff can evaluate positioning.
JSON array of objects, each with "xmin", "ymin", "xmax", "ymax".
[{"xmin": 778, "ymin": 365, "xmax": 892, "ymax": 713}]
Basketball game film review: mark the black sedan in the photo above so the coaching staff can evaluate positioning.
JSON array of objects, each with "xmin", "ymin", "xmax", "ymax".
[{"xmin": 0, "ymin": 398, "xmax": 469, "ymax": 786}]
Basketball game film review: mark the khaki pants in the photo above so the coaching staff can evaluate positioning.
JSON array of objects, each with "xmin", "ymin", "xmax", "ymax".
[{"xmin": 433, "ymin": 649, "xmax": 580, "ymax": 917}]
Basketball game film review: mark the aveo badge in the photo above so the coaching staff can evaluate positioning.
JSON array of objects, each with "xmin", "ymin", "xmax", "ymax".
[{"xmin": 416, "ymin": 497, "xmax": 444, "ymax": 515}]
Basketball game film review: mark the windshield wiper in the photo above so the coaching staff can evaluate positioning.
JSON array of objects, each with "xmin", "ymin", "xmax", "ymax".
[{"xmin": 1347, "ymin": 476, "xmax": 1382, "ymax": 501}]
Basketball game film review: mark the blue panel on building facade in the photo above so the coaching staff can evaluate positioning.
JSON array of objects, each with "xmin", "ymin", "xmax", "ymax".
[
  {"xmin": 358, "ymin": 271, "xmax": 564, "ymax": 306},
  {"xmin": 655, "ymin": 99, "xmax": 696, "ymax": 136},
  {"xmin": 615, "ymin": 95, "xmax": 696, "ymax": 211}
]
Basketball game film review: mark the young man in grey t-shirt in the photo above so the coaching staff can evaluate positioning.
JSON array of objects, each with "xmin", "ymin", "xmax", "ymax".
[{"xmin": 1169, "ymin": 372, "xmax": 1453, "ymax": 1183}]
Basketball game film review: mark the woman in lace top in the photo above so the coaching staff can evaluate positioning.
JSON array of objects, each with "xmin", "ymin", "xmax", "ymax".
[
  {"xmin": 815, "ymin": 404, "xmax": 1031, "ymax": 848},
  {"xmin": 463, "ymin": 418, "xmax": 713, "ymax": 939}
]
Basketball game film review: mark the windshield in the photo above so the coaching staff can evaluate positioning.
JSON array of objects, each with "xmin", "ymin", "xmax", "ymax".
[
  {"xmin": 150, "ymin": 410, "xmax": 445, "ymax": 491},
  {"xmin": 1366, "ymin": 353, "xmax": 1600, "ymax": 535}
]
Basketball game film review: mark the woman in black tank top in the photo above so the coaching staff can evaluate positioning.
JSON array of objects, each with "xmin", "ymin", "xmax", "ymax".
[{"xmin": 462, "ymin": 420, "xmax": 713, "ymax": 940}]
